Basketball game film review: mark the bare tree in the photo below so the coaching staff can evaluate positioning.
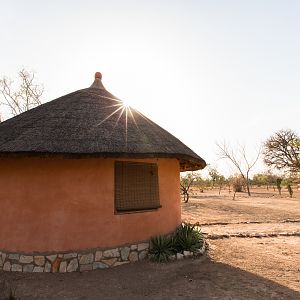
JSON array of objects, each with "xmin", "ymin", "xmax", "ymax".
[
  {"xmin": 0, "ymin": 68, "xmax": 43, "ymax": 119},
  {"xmin": 264, "ymin": 129, "xmax": 300, "ymax": 173},
  {"xmin": 217, "ymin": 142, "xmax": 261, "ymax": 196}
]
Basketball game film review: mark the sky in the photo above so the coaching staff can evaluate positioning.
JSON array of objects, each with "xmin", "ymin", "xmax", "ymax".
[{"xmin": 0, "ymin": 0, "xmax": 299, "ymax": 177}]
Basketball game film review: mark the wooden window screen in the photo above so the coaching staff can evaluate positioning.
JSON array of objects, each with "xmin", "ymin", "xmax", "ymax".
[{"xmin": 115, "ymin": 161, "xmax": 160, "ymax": 212}]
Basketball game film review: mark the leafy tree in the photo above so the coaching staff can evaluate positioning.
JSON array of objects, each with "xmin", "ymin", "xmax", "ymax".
[
  {"xmin": 252, "ymin": 171, "xmax": 279, "ymax": 190},
  {"xmin": 194, "ymin": 175, "xmax": 206, "ymax": 193},
  {"xmin": 264, "ymin": 129, "xmax": 300, "ymax": 173},
  {"xmin": 252, "ymin": 173, "xmax": 269, "ymax": 187},
  {"xmin": 276, "ymin": 178, "xmax": 282, "ymax": 195},
  {"xmin": 208, "ymin": 166, "xmax": 226, "ymax": 194},
  {"xmin": 282, "ymin": 176, "xmax": 296, "ymax": 198},
  {"xmin": 0, "ymin": 68, "xmax": 43, "ymax": 120},
  {"xmin": 228, "ymin": 175, "xmax": 244, "ymax": 200}
]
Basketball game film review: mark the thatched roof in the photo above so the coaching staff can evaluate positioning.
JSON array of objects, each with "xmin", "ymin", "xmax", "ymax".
[{"xmin": 0, "ymin": 73, "xmax": 206, "ymax": 171}]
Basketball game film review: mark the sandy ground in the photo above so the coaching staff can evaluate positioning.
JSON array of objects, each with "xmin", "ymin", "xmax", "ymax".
[{"xmin": 0, "ymin": 187, "xmax": 299, "ymax": 299}]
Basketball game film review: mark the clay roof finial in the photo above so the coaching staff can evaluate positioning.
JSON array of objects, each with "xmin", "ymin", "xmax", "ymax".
[{"xmin": 90, "ymin": 72, "xmax": 105, "ymax": 90}]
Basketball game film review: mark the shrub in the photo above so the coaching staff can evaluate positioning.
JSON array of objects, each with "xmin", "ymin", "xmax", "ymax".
[
  {"xmin": 149, "ymin": 223, "xmax": 204, "ymax": 262},
  {"xmin": 148, "ymin": 235, "xmax": 175, "ymax": 262},
  {"xmin": 174, "ymin": 223, "xmax": 204, "ymax": 253}
]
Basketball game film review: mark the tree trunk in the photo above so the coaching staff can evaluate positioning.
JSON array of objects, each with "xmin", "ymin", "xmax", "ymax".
[
  {"xmin": 246, "ymin": 182, "xmax": 251, "ymax": 196},
  {"xmin": 277, "ymin": 186, "xmax": 281, "ymax": 195},
  {"xmin": 184, "ymin": 192, "xmax": 189, "ymax": 203},
  {"xmin": 246, "ymin": 173, "xmax": 251, "ymax": 196},
  {"xmin": 287, "ymin": 185, "xmax": 293, "ymax": 198},
  {"xmin": 232, "ymin": 190, "xmax": 237, "ymax": 200}
]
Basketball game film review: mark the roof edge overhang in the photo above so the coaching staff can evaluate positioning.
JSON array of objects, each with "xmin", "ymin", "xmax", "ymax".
[{"xmin": 0, "ymin": 151, "xmax": 206, "ymax": 171}]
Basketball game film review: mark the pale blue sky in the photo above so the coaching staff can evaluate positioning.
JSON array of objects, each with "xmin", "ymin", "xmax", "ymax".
[{"xmin": 1, "ymin": 0, "xmax": 299, "ymax": 176}]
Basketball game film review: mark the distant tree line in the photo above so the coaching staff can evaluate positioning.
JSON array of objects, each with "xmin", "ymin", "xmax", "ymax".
[
  {"xmin": 181, "ymin": 129, "xmax": 300, "ymax": 202},
  {"xmin": 180, "ymin": 168, "xmax": 298, "ymax": 202}
]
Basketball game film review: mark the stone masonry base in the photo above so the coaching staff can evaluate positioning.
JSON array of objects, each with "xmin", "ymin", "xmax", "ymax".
[{"xmin": 0, "ymin": 242, "xmax": 149, "ymax": 273}]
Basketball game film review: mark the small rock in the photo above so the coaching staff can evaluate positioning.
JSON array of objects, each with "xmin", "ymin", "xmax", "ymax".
[
  {"xmin": 114, "ymin": 261, "xmax": 130, "ymax": 267},
  {"xmin": 67, "ymin": 259, "xmax": 79, "ymax": 272},
  {"xmin": 23, "ymin": 264, "xmax": 34, "ymax": 272},
  {"xmin": 95, "ymin": 251, "xmax": 103, "ymax": 262},
  {"xmin": 8, "ymin": 253, "xmax": 20, "ymax": 260},
  {"xmin": 183, "ymin": 251, "xmax": 193, "ymax": 257},
  {"xmin": 93, "ymin": 262, "xmax": 108, "ymax": 270},
  {"xmin": 128, "ymin": 252, "xmax": 138, "ymax": 262},
  {"xmin": 52, "ymin": 257, "xmax": 62, "ymax": 273},
  {"xmin": 102, "ymin": 258, "xmax": 117, "ymax": 267},
  {"xmin": 34, "ymin": 256, "xmax": 45, "ymax": 266},
  {"xmin": 80, "ymin": 264, "xmax": 93, "ymax": 272},
  {"xmin": 63, "ymin": 252, "xmax": 77, "ymax": 259},
  {"xmin": 198, "ymin": 248, "xmax": 205, "ymax": 255},
  {"xmin": 59, "ymin": 261, "xmax": 67, "ymax": 273},
  {"xmin": 33, "ymin": 266, "xmax": 44, "ymax": 272},
  {"xmin": 103, "ymin": 248, "xmax": 120, "ymax": 258},
  {"xmin": 169, "ymin": 255, "xmax": 176, "ymax": 261},
  {"xmin": 1, "ymin": 253, "xmax": 7, "ymax": 263},
  {"xmin": 3, "ymin": 261, "xmax": 11, "ymax": 271},
  {"xmin": 138, "ymin": 250, "xmax": 148, "ymax": 261},
  {"xmin": 46, "ymin": 254, "xmax": 57, "ymax": 262},
  {"xmin": 120, "ymin": 247, "xmax": 130, "ymax": 261},
  {"xmin": 11, "ymin": 264, "xmax": 22, "ymax": 272},
  {"xmin": 79, "ymin": 253, "xmax": 94, "ymax": 265},
  {"xmin": 0, "ymin": 256, "xmax": 3, "ymax": 267},
  {"xmin": 19, "ymin": 255, "xmax": 33, "ymax": 264},
  {"xmin": 130, "ymin": 244, "xmax": 137, "ymax": 250},
  {"xmin": 44, "ymin": 262, "xmax": 51, "ymax": 272},
  {"xmin": 137, "ymin": 243, "xmax": 149, "ymax": 252},
  {"xmin": 176, "ymin": 253, "xmax": 184, "ymax": 260},
  {"xmin": 199, "ymin": 242, "xmax": 206, "ymax": 254}
]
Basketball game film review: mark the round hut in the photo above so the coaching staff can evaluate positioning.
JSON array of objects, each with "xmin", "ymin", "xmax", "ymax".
[{"xmin": 0, "ymin": 72, "xmax": 206, "ymax": 272}]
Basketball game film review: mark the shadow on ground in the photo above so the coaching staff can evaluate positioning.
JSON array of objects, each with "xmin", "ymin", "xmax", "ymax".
[{"xmin": 1, "ymin": 257, "xmax": 299, "ymax": 300}]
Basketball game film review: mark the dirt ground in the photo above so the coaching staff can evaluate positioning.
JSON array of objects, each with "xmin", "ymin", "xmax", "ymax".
[{"xmin": 1, "ymin": 187, "xmax": 300, "ymax": 299}]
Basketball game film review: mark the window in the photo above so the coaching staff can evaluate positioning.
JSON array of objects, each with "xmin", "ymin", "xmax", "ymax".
[{"xmin": 114, "ymin": 161, "xmax": 160, "ymax": 212}]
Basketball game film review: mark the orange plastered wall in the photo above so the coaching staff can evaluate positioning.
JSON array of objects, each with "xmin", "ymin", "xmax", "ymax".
[{"xmin": 0, "ymin": 157, "xmax": 181, "ymax": 252}]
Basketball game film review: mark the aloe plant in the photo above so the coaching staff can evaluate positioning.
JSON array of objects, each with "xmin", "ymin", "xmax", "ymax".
[
  {"xmin": 149, "ymin": 235, "xmax": 175, "ymax": 262},
  {"xmin": 174, "ymin": 223, "xmax": 203, "ymax": 253}
]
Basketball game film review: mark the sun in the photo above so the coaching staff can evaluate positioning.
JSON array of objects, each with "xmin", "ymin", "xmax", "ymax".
[{"xmin": 121, "ymin": 98, "xmax": 132, "ymax": 108}]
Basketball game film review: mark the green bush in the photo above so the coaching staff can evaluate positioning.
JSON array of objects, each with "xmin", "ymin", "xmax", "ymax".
[
  {"xmin": 148, "ymin": 235, "xmax": 175, "ymax": 262},
  {"xmin": 174, "ymin": 223, "xmax": 204, "ymax": 253},
  {"xmin": 149, "ymin": 223, "xmax": 204, "ymax": 262}
]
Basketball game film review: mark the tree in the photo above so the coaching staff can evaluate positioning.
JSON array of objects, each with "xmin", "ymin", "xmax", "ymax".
[
  {"xmin": 194, "ymin": 175, "xmax": 206, "ymax": 193},
  {"xmin": 252, "ymin": 171, "xmax": 278, "ymax": 190},
  {"xmin": 229, "ymin": 175, "xmax": 244, "ymax": 200},
  {"xmin": 264, "ymin": 129, "xmax": 300, "ymax": 173},
  {"xmin": 252, "ymin": 173, "xmax": 269, "ymax": 187},
  {"xmin": 276, "ymin": 178, "xmax": 282, "ymax": 195},
  {"xmin": 0, "ymin": 68, "xmax": 43, "ymax": 120},
  {"xmin": 208, "ymin": 166, "xmax": 226, "ymax": 194},
  {"xmin": 180, "ymin": 172, "xmax": 197, "ymax": 203},
  {"xmin": 217, "ymin": 142, "xmax": 261, "ymax": 196}
]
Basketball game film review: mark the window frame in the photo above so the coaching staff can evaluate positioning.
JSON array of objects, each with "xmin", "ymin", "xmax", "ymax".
[{"xmin": 114, "ymin": 161, "xmax": 161, "ymax": 214}]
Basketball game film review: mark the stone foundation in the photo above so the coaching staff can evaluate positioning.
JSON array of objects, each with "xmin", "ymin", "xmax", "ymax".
[{"xmin": 0, "ymin": 242, "xmax": 149, "ymax": 273}]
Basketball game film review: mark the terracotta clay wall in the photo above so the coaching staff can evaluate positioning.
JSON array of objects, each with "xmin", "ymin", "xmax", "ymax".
[{"xmin": 0, "ymin": 157, "xmax": 181, "ymax": 253}]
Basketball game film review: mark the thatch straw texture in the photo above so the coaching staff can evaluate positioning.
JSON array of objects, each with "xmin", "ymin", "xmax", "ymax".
[{"xmin": 0, "ymin": 87, "xmax": 206, "ymax": 171}]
